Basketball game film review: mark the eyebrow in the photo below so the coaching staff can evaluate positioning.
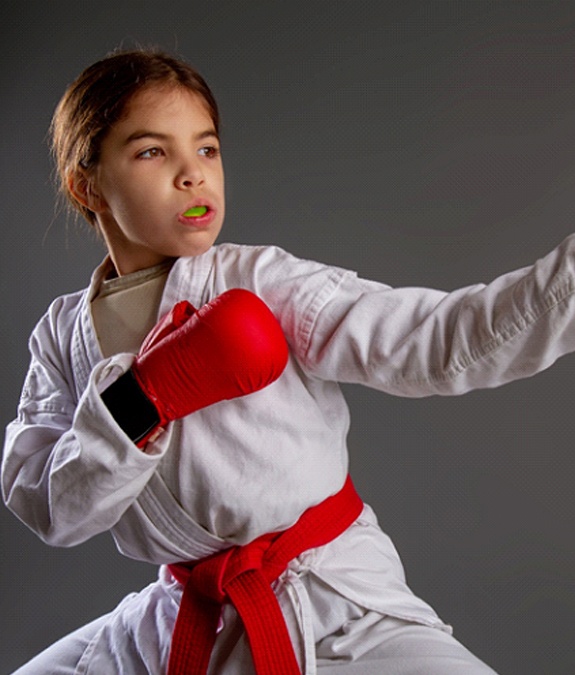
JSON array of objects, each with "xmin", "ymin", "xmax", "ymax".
[{"xmin": 123, "ymin": 129, "xmax": 219, "ymax": 145}]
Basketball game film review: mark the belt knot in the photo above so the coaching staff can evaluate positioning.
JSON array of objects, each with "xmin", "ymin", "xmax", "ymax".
[
  {"xmin": 167, "ymin": 476, "xmax": 363, "ymax": 675},
  {"xmin": 188, "ymin": 532, "xmax": 282, "ymax": 605}
]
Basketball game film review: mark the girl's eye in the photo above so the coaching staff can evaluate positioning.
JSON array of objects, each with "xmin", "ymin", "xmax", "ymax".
[
  {"xmin": 199, "ymin": 145, "xmax": 220, "ymax": 159},
  {"xmin": 137, "ymin": 147, "xmax": 164, "ymax": 159}
]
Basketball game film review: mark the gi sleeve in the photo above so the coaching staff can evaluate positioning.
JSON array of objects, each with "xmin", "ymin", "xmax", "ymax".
[
  {"xmin": 298, "ymin": 234, "xmax": 575, "ymax": 396},
  {"xmin": 1, "ymin": 297, "xmax": 171, "ymax": 547}
]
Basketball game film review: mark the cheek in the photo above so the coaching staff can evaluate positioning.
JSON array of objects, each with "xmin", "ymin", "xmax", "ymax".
[
  {"xmin": 212, "ymin": 166, "xmax": 225, "ymax": 194},
  {"xmin": 101, "ymin": 176, "xmax": 155, "ymax": 217}
]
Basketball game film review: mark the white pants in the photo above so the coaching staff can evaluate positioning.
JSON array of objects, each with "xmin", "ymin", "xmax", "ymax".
[
  {"xmin": 12, "ymin": 587, "xmax": 499, "ymax": 675},
  {"xmin": 12, "ymin": 615, "xmax": 498, "ymax": 675}
]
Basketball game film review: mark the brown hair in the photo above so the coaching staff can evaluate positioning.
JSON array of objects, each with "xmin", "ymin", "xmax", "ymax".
[{"xmin": 50, "ymin": 48, "xmax": 220, "ymax": 224}]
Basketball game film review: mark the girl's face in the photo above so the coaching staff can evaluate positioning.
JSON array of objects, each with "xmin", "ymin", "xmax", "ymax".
[{"xmin": 83, "ymin": 85, "xmax": 225, "ymax": 275}]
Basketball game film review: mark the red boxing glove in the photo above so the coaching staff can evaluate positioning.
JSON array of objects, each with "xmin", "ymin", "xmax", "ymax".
[
  {"xmin": 139, "ymin": 299, "xmax": 197, "ymax": 353},
  {"xmin": 101, "ymin": 290, "xmax": 289, "ymax": 447}
]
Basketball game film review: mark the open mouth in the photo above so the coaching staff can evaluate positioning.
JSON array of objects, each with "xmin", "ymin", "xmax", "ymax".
[
  {"xmin": 183, "ymin": 205, "xmax": 208, "ymax": 218},
  {"xmin": 178, "ymin": 204, "xmax": 215, "ymax": 228}
]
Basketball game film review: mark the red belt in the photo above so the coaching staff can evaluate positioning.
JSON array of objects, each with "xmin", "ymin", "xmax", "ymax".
[{"xmin": 167, "ymin": 475, "xmax": 363, "ymax": 675}]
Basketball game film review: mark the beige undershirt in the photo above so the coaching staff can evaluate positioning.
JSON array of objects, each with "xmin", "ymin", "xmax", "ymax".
[{"xmin": 90, "ymin": 260, "xmax": 174, "ymax": 358}]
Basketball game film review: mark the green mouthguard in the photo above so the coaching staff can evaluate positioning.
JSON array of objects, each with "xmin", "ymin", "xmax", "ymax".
[{"xmin": 184, "ymin": 206, "xmax": 208, "ymax": 217}]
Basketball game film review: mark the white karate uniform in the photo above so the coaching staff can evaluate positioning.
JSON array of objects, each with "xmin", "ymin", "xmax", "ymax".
[{"xmin": 5, "ymin": 237, "xmax": 575, "ymax": 673}]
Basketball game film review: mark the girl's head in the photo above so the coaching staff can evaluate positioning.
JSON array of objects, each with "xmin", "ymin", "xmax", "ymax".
[
  {"xmin": 51, "ymin": 48, "xmax": 220, "ymax": 226},
  {"xmin": 51, "ymin": 49, "xmax": 225, "ymax": 274}
]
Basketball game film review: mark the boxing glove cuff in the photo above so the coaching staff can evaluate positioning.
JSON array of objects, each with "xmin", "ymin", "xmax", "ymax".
[{"xmin": 101, "ymin": 369, "xmax": 161, "ymax": 445}]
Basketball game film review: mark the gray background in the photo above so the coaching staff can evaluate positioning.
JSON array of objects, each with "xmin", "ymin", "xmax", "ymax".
[{"xmin": 2, "ymin": 1, "xmax": 575, "ymax": 673}]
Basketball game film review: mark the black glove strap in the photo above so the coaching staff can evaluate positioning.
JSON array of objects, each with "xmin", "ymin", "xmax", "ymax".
[{"xmin": 101, "ymin": 369, "xmax": 161, "ymax": 445}]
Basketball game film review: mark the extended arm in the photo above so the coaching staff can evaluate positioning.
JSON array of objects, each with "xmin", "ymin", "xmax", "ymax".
[{"xmin": 297, "ymin": 235, "xmax": 575, "ymax": 396}]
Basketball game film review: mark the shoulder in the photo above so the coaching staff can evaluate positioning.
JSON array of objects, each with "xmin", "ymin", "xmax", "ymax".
[
  {"xmin": 35, "ymin": 288, "xmax": 86, "ymax": 332},
  {"xmin": 205, "ymin": 243, "xmax": 355, "ymax": 349},
  {"xmin": 213, "ymin": 242, "xmax": 295, "ymax": 266},
  {"xmin": 211, "ymin": 242, "xmax": 352, "ymax": 285},
  {"xmin": 209, "ymin": 242, "xmax": 354, "ymax": 309},
  {"xmin": 18, "ymin": 288, "xmax": 89, "ymax": 410},
  {"xmin": 29, "ymin": 288, "xmax": 87, "ymax": 359},
  {"xmin": 31, "ymin": 256, "xmax": 111, "ymax": 343}
]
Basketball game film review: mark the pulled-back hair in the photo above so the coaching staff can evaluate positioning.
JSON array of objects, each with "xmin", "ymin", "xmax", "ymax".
[{"xmin": 50, "ymin": 48, "xmax": 220, "ymax": 224}]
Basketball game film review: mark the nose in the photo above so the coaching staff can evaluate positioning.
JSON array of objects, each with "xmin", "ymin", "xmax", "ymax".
[{"xmin": 175, "ymin": 157, "xmax": 205, "ymax": 189}]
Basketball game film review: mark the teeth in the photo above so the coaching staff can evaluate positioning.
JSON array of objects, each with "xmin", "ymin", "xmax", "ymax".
[{"xmin": 184, "ymin": 206, "xmax": 208, "ymax": 217}]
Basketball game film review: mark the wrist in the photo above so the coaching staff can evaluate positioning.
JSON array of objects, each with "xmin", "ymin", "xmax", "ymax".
[{"xmin": 101, "ymin": 369, "xmax": 162, "ymax": 446}]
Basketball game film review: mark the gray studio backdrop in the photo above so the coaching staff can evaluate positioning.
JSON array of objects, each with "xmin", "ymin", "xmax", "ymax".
[{"xmin": 2, "ymin": 1, "xmax": 575, "ymax": 673}]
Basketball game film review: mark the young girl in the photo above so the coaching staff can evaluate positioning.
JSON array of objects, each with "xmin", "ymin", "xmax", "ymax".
[{"xmin": 4, "ymin": 47, "xmax": 575, "ymax": 675}]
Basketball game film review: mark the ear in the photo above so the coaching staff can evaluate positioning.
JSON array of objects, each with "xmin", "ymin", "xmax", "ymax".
[{"xmin": 67, "ymin": 169, "xmax": 107, "ymax": 213}]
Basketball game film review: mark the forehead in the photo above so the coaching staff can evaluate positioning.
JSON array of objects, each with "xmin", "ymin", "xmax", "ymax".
[{"xmin": 116, "ymin": 85, "xmax": 215, "ymax": 134}]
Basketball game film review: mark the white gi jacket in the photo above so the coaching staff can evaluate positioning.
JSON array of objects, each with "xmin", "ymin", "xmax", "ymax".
[{"xmin": 3, "ymin": 238, "xmax": 575, "ymax": 672}]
